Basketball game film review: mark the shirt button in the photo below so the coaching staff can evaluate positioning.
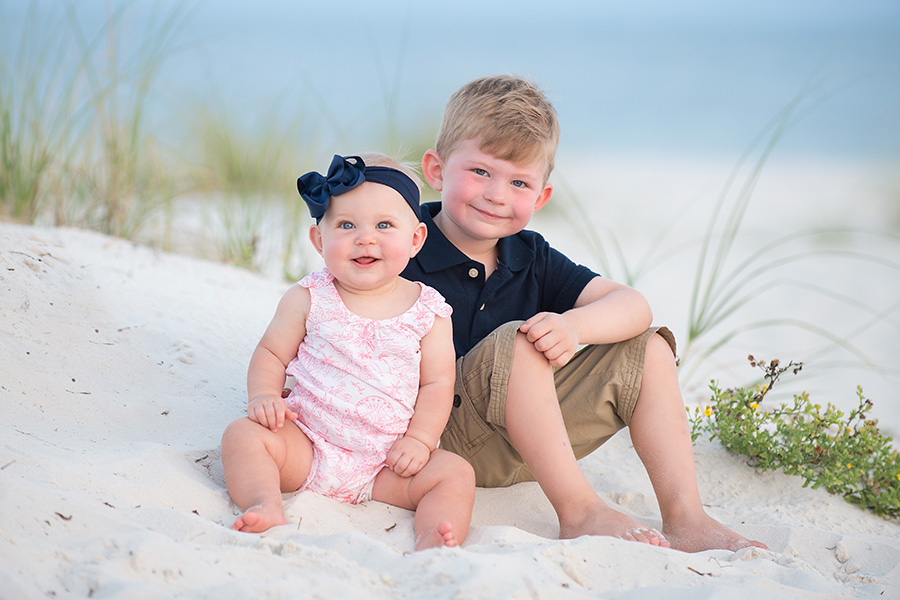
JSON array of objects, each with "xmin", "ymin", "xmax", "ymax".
[
  {"xmin": 468, "ymin": 268, "xmax": 479, "ymax": 279},
  {"xmin": 479, "ymin": 304, "xmax": 485, "ymax": 311},
  {"xmin": 453, "ymin": 395, "xmax": 462, "ymax": 407}
]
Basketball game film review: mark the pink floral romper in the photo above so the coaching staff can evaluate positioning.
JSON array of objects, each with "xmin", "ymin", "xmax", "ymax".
[{"xmin": 285, "ymin": 269, "xmax": 452, "ymax": 504}]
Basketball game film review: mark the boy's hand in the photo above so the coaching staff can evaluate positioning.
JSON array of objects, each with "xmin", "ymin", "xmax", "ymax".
[
  {"xmin": 385, "ymin": 435, "xmax": 431, "ymax": 477},
  {"xmin": 247, "ymin": 394, "xmax": 299, "ymax": 432},
  {"xmin": 519, "ymin": 312, "xmax": 579, "ymax": 367}
]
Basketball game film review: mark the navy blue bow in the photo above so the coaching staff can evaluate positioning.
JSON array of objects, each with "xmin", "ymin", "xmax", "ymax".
[
  {"xmin": 297, "ymin": 155, "xmax": 421, "ymax": 222},
  {"xmin": 297, "ymin": 155, "xmax": 367, "ymax": 221}
]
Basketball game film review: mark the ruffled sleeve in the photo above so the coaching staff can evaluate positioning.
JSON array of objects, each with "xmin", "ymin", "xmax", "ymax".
[
  {"xmin": 299, "ymin": 268, "xmax": 335, "ymax": 289},
  {"xmin": 416, "ymin": 283, "xmax": 452, "ymax": 319}
]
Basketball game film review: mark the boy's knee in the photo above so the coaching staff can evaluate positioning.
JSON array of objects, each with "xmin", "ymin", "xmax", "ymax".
[
  {"xmin": 512, "ymin": 330, "xmax": 551, "ymax": 367},
  {"xmin": 646, "ymin": 331, "xmax": 676, "ymax": 364}
]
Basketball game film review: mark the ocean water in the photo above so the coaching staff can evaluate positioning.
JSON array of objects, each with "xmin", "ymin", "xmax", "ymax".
[{"xmin": 3, "ymin": 1, "xmax": 899, "ymax": 432}]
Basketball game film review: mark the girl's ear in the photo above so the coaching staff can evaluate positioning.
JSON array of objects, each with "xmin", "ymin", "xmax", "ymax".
[
  {"xmin": 409, "ymin": 222, "xmax": 428, "ymax": 258},
  {"xmin": 309, "ymin": 224, "xmax": 324, "ymax": 255},
  {"xmin": 421, "ymin": 150, "xmax": 444, "ymax": 192}
]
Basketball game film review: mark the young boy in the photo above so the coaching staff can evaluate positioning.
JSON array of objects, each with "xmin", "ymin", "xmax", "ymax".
[{"xmin": 401, "ymin": 75, "xmax": 768, "ymax": 553}]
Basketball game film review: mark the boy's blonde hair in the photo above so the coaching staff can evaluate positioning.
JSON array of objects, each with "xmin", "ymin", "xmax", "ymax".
[{"xmin": 435, "ymin": 75, "xmax": 560, "ymax": 181}]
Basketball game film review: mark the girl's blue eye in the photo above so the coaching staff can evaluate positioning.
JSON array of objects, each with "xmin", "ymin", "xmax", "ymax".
[
  {"xmin": 377, "ymin": 221, "xmax": 392, "ymax": 229},
  {"xmin": 340, "ymin": 222, "xmax": 354, "ymax": 229}
]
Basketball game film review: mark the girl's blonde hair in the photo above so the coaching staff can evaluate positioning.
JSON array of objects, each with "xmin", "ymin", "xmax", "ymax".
[{"xmin": 357, "ymin": 152, "xmax": 423, "ymax": 193}]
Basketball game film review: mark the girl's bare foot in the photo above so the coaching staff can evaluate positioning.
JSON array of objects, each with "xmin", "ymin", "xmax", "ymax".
[
  {"xmin": 231, "ymin": 503, "xmax": 288, "ymax": 533},
  {"xmin": 415, "ymin": 521, "xmax": 459, "ymax": 551},
  {"xmin": 663, "ymin": 511, "xmax": 769, "ymax": 553},
  {"xmin": 559, "ymin": 500, "xmax": 670, "ymax": 548}
]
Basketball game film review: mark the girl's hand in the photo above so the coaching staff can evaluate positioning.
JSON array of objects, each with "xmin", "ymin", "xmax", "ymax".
[
  {"xmin": 247, "ymin": 394, "xmax": 298, "ymax": 432},
  {"xmin": 519, "ymin": 312, "xmax": 579, "ymax": 367},
  {"xmin": 385, "ymin": 435, "xmax": 431, "ymax": 477}
]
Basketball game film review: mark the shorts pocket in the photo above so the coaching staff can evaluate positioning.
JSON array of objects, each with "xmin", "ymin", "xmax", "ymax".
[{"xmin": 442, "ymin": 379, "xmax": 494, "ymax": 454}]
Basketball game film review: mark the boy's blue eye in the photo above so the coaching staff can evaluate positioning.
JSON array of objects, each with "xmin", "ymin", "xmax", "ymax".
[
  {"xmin": 377, "ymin": 221, "xmax": 392, "ymax": 229},
  {"xmin": 473, "ymin": 168, "xmax": 488, "ymax": 176},
  {"xmin": 512, "ymin": 180, "xmax": 528, "ymax": 188},
  {"xmin": 340, "ymin": 222, "xmax": 354, "ymax": 229}
]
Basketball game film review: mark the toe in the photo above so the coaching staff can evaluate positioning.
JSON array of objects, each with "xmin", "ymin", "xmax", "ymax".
[{"xmin": 624, "ymin": 527, "xmax": 669, "ymax": 547}]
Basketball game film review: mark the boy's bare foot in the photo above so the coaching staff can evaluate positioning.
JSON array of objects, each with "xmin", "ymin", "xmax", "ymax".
[
  {"xmin": 663, "ymin": 511, "xmax": 769, "ymax": 553},
  {"xmin": 232, "ymin": 503, "xmax": 288, "ymax": 533},
  {"xmin": 559, "ymin": 501, "xmax": 670, "ymax": 548},
  {"xmin": 415, "ymin": 521, "xmax": 459, "ymax": 551}
]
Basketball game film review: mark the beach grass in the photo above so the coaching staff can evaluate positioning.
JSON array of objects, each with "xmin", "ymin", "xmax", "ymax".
[
  {"xmin": 0, "ymin": 1, "xmax": 192, "ymax": 240},
  {"xmin": 189, "ymin": 105, "xmax": 302, "ymax": 270},
  {"xmin": 553, "ymin": 71, "xmax": 900, "ymax": 399},
  {"xmin": 0, "ymin": 2, "xmax": 79, "ymax": 223}
]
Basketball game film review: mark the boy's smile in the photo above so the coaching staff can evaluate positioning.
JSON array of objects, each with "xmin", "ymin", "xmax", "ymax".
[{"xmin": 422, "ymin": 138, "xmax": 552, "ymax": 258}]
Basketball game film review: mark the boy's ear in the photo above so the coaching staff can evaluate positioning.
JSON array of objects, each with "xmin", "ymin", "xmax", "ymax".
[
  {"xmin": 533, "ymin": 182, "xmax": 553, "ymax": 213},
  {"xmin": 309, "ymin": 224, "xmax": 324, "ymax": 255},
  {"xmin": 409, "ymin": 222, "xmax": 428, "ymax": 257},
  {"xmin": 421, "ymin": 150, "xmax": 444, "ymax": 192}
]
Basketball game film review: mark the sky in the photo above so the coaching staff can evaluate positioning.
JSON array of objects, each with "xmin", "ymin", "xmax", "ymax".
[{"xmin": 4, "ymin": 0, "xmax": 897, "ymax": 162}]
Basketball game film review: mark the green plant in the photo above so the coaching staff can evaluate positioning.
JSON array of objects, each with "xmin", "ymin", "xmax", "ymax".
[
  {"xmin": 189, "ymin": 103, "xmax": 312, "ymax": 271},
  {"xmin": 690, "ymin": 356, "xmax": 900, "ymax": 519},
  {"xmin": 0, "ymin": 2, "xmax": 81, "ymax": 223},
  {"xmin": 66, "ymin": 2, "xmax": 190, "ymax": 238},
  {"xmin": 1, "ymin": 1, "xmax": 191, "ymax": 239}
]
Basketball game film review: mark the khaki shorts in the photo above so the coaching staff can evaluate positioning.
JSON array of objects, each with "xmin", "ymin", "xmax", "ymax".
[{"xmin": 440, "ymin": 322, "xmax": 676, "ymax": 487}]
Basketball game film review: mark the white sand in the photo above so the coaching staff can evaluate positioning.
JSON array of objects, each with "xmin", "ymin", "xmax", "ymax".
[{"xmin": 1, "ymin": 221, "xmax": 898, "ymax": 599}]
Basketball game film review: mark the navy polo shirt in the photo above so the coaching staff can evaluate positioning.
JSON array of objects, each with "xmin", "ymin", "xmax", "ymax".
[{"xmin": 402, "ymin": 202, "xmax": 599, "ymax": 357}]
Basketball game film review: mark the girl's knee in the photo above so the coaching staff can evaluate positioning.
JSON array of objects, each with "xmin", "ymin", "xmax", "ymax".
[
  {"xmin": 223, "ymin": 416, "xmax": 256, "ymax": 440},
  {"xmin": 433, "ymin": 450, "xmax": 476, "ymax": 487},
  {"xmin": 222, "ymin": 417, "xmax": 278, "ymax": 453},
  {"xmin": 453, "ymin": 454, "xmax": 476, "ymax": 487},
  {"xmin": 222, "ymin": 417, "xmax": 250, "ymax": 446}
]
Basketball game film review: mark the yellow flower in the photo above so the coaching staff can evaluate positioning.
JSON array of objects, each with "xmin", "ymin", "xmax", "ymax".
[
  {"xmin": 847, "ymin": 463, "xmax": 852, "ymax": 469},
  {"xmin": 896, "ymin": 473, "xmax": 900, "ymax": 481},
  {"xmin": 750, "ymin": 403, "xmax": 759, "ymax": 411},
  {"xmin": 703, "ymin": 407, "xmax": 714, "ymax": 417}
]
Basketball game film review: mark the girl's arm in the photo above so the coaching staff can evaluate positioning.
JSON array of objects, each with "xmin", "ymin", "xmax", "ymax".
[
  {"xmin": 385, "ymin": 315, "xmax": 455, "ymax": 477},
  {"xmin": 246, "ymin": 284, "xmax": 310, "ymax": 431}
]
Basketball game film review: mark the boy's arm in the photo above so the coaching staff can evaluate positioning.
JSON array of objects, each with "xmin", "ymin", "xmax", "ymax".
[
  {"xmin": 385, "ymin": 315, "xmax": 455, "ymax": 477},
  {"xmin": 246, "ymin": 284, "xmax": 310, "ymax": 431},
  {"xmin": 519, "ymin": 276, "xmax": 652, "ymax": 367}
]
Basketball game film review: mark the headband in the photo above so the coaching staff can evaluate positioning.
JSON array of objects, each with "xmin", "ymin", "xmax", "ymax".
[{"xmin": 297, "ymin": 155, "xmax": 421, "ymax": 223}]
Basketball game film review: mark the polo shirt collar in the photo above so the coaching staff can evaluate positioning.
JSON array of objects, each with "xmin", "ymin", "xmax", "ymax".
[{"xmin": 418, "ymin": 202, "xmax": 535, "ymax": 274}]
